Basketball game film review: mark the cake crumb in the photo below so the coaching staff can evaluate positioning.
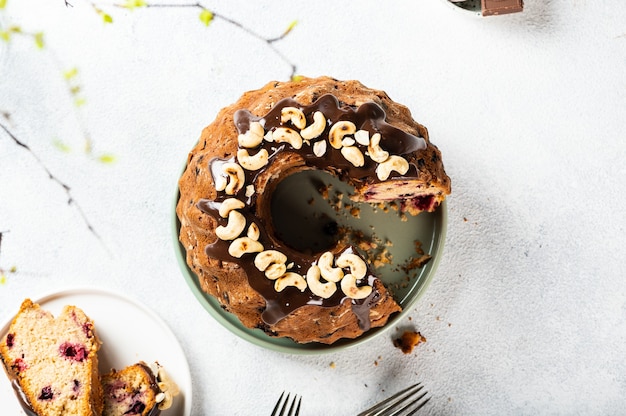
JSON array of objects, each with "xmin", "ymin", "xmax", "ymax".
[
  {"xmin": 329, "ymin": 361, "xmax": 336, "ymax": 369},
  {"xmin": 393, "ymin": 331, "xmax": 426, "ymax": 354}
]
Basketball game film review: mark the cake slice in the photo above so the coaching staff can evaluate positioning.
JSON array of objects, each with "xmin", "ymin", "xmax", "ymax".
[
  {"xmin": 102, "ymin": 361, "xmax": 179, "ymax": 416},
  {"xmin": 0, "ymin": 299, "xmax": 103, "ymax": 416}
]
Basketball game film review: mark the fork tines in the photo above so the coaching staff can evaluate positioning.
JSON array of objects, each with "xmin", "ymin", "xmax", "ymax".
[
  {"xmin": 357, "ymin": 382, "xmax": 431, "ymax": 416},
  {"xmin": 271, "ymin": 391, "xmax": 302, "ymax": 416}
]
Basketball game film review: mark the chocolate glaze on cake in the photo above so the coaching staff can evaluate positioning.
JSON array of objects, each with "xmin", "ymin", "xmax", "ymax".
[{"xmin": 177, "ymin": 76, "xmax": 450, "ymax": 344}]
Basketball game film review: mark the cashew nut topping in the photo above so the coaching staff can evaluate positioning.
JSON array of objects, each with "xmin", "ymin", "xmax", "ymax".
[
  {"xmin": 341, "ymin": 137, "xmax": 356, "ymax": 147},
  {"xmin": 228, "ymin": 237, "xmax": 264, "ymax": 258},
  {"xmin": 328, "ymin": 120, "xmax": 356, "ymax": 149},
  {"xmin": 218, "ymin": 198, "xmax": 245, "ymax": 218},
  {"xmin": 238, "ymin": 121, "xmax": 265, "ymax": 148},
  {"xmin": 245, "ymin": 184, "xmax": 255, "ymax": 198},
  {"xmin": 214, "ymin": 175, "xmax": 227, "ymax": 192},
  {"xmin": 367, "ymin": 133, "xmax": 390, "ymax": 163},
  {"xmin": 340, "ymin": 274, "xmax": 373, "ymax": 300},
  {"xmin": 254, "ymin": 250, "xmax": 288, "ymax": 277},
  {"xmin": 301, "ymin": 111, "xmax": 326, "ymax": 141},
  {"xmin": 273, "ymin": 127, "xmax": 303, "ymax": 149},
  {"xmin": 341, "ymin": 146, "xmax": 365, "ymax": 167},
  {"xmin": 222, "ymin": 162, "xmax": 245, "ymax": 195},
  {"xmin": 215, "ymin": 210, "xmax": 246, "ymax": 240},
  {"xmin": 306, "ymin": 265, "xmax": 337, "ymax": 299},
  {"xmin": 237, "ymin": 148, "xmax": 269, "ymax": 171},
  {"xmin": 317, "ymin": 251, "xmax": 344, "ymax": 282},
  {"xmin": 274, "ymin": 272, "xmax": 307, "ymax": 292},
  {"xmin": 354, "ymin": 129, "xmax": 370, "ymax": 146},
  {"xmin": 312, "ymin": 140, "xmax": 327, "ymax": 157},
  {"xmin": 280, "ymin": 107, "xmax": 306, "ymax": 130},
  {"xmin": 247, "ymin": 222, "xmax": 260, "ymax": 241},
  {"xmin": 376, "ymin": 155, "xmax": 410, "ymax": 181},
  {"xmin": 336, "ymin": 252, "xmax": 367, "ymax": 279}
]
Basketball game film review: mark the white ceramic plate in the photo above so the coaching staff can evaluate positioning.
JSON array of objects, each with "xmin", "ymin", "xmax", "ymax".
[{"xmin": 0, "ymin": 288, "xmax": 192, "ymax": 415}]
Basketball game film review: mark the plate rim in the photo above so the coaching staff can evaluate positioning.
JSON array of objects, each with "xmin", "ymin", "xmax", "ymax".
[
  {"xmin": 173, "ymin": 189, "xmax": 447, "ymax": 355},
  {"xmin": 0, "ymin": 286, "xmax": 193, "ymax": 416}
]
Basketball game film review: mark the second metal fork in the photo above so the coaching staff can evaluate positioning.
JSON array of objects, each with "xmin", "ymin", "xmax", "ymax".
[{"xmin": 357, "ymin": 382, "xmax": 430, "ymax": 416}]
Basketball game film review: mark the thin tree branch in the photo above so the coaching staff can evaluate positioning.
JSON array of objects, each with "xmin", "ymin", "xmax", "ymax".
[
  {"xmin": 113, "ymin": 1, "xmax": 298, "ymax": 79},
  {"xmin": 0, "ymin": 123, "xmax": 104, "ymax": 245}
]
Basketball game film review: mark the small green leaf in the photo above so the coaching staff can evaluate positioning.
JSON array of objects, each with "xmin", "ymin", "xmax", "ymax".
[
  {"xmin": 0, "ymin": 31, "xmax": 9, "ymax": 42},
  {"xmin": 291, "ymin": 74, "xmax": 304, "ymax": 82},
  {"xmin": 123, "ymin": 0, "xmax": 146, "ymax": 9},
  {"xmin": 0, "ymin": 0, "xmax": 7, "ymax": 10},
  {"xmin": 70, "ymin": 85, "xmax": 81, "ymax": 95},
  {"xmin": 283, "ymin": 20, "xmax": 298, "ymax": 36},
  {"xmin": 52, "ymin": 139, "xmax": 72, "ymax": 153},
  {"xmin": 34, "ymin": 32, "xmax": 45, "ymax": 49},
  {"xmin": 64, "ymin": 67, "xmax": 79, "ymax": 80},
  {"xmin": 0, "ymin": 274, "xmax": 6, "ymax": 285},
  {"xmin": 97, "ymin": 154, "xmax": 116, "ymax": 164},
  {"xmin": 102, "ymin": 13, "xmax": 113, "ymax": 23},
  {"xmin": 9, "ymin": 266, "xmax": 17, "ymax": 273},
  {"xmin": 199, "ymin": 9, "xmax": 214, "ymax": 26},
  {"xmin": 74, "ymin": 97, "xmax": 87, "ymax": 107}
]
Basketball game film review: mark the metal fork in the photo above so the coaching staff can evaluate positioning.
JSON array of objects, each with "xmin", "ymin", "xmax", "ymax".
[
  {"xmin": 271, "ymin": 391, "xmax": 302, "ymax": 416},
  {"xmin": 357, "ymin": 383, "xmax": 430, "ymax": 416}
]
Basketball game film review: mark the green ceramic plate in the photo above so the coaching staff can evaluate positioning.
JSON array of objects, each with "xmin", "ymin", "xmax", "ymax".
[{"xmin": 173, "ymin": 170, "xmax": 447, "ymax": 354}]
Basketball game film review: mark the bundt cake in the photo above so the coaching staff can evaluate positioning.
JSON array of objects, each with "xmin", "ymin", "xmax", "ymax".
[{"xmin": 176, "ymin": 76, "xmax": 450, "ymax": 344}]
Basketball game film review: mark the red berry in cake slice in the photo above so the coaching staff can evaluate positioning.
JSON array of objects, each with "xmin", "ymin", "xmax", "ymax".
[
  {"xmin": 38, "ymin": 385, "xmax": 54, "ymax": 401},
  {"xmin": 6, "ymin": 333, "xmax": 15, "ymax": 348},
  {"xmin": 59, "ymin": 342, "xmax": 88, "ymax": 362}
]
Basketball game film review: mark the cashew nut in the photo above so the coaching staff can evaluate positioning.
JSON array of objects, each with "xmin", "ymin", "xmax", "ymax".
[
  {"xmin": 341, "ymin": 146, "xmax": 365, "ymax": 167},
  {"xmin": 375, "ymin": 155, "xmax": 410, "ymax": 181},
  {"xmin": 301, "ymin": 111, "xmax": 326, "ymax": 141},
  {"xmin": 340, "ymin": 274, "xmax": 373, "ymax": 300},
  {"xmin": 254, "ymin": 250, "xmax": 288, "ymax": 279},
  {"xmin": 367, "ymin": 133, "xmax": 389, "ymax": 163},
  {"xmin": 245, "ymin": 184, "xmax": 255, "ymax": 198},
  {"xmin": 306, "ymin": 265, "xmax": 337, "ymax": 299},
  {"xmin": 275, "ymin": 272, "xmax": 307, "ymax": 292},
  {"xmin": 354, "ymin": 130, "xmax": 370, "ymax": 146},
  {"xmin": 342, "ymin": 137, "xmax": 356, "ymax": 147},
  {"xmin": 247, "ymin": 222, "xmax": 260, "ymax": 241},
  {"xmin": 312, "ymin": 140, "xmax": 327, "ymax": 157},
  {"xmin": 222, "ymin": 162, "xmax": 245, "ymax": 195},
  {"xmin": 228, "ymin": 237, "xmax": 264, "ymax": 258},
  {"xmin": 336, "ymin": 252, "xmax": 367, "ymax": 279},
  {"xmin": 328, "ymin": 120, "xmax": 356, "ymax": 149},
  {"xmin": 238, "ymin": 121, "xmax": 265, "ymax": 148},
  {"xmin": 215, "ymin": 210, "xmax": 246, "ymax": 240},
  {"xmin": 280, "ymin": 107, "xmax": 306, "ymax": 130},
  {"xmin": 237, "ymin": 148, "xmax": 269, "ymax": 171},
  {"xmin": 218, "ymin": 198, "xmax": 245, "ymax": 218},
  {"xmin": 273, "ymin": 127, "xmax": 303, "ymax": 149},
  {"xmin": 317, "ymin": 251, "xmax": 343, "ymax": 283},
  {"xmin": 214, "ymin": 176, "xmax": 227, "ymax": 192}
]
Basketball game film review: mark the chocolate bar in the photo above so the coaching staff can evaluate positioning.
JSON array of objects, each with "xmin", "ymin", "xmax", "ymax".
[{"xmin": 481, "ymin": 0, "xmax": 523, "ymax": 16}]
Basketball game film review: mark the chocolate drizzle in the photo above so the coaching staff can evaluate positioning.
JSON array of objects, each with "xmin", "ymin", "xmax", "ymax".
[{"xmin": 197, "ymin": 95, "xmax": 424, "ymax": 327}]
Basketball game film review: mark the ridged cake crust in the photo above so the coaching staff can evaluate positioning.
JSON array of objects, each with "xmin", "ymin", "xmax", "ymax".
[
  {"xmin": 0, "ymin": 299, "xmax": 103, "ymax": 416},
  {"xmin": 176, "ymin": 76, "xmax": 450, "ymax": 344}
]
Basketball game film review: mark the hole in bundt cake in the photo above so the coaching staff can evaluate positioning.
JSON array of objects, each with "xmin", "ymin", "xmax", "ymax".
[{"xmin": 270, "ymin": 170, "xmax": 342, "ymax": 254}]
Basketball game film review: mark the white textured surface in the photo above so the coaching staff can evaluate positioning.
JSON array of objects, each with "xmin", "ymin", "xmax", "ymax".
[{"xmin": 1, "ymin": 0, "xmax": 625, "ymax": 415}]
